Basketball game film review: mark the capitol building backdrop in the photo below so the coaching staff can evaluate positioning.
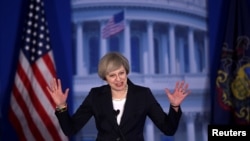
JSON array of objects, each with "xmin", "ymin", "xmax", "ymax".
[{"xmin": 71, "ymin": 0, "xmax": 209, "ymax": 141}]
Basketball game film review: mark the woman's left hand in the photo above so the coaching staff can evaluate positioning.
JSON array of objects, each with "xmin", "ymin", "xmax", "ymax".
[{"xmin": 165, "ymin": 80, "xmax": 191, "ymax": 107}]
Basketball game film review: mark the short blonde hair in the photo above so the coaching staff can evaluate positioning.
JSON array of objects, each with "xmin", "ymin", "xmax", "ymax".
[{"xmin": 98, "ymin": 52, "xmax": 130, "ymax": 80}]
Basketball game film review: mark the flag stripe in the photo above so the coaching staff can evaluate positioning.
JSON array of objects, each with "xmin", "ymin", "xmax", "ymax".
[
  {"xmin": 12, "ymin": 84, "xmax": 44, "ymax": 140},
  {"xmin": 26, "ymin": 71, "xmax": 62, "ymax": 140},
  {"xmin": 32, "ymin": 57, "xmax": 55, "ymax": 107},
  {"xmin": 9, "ymin": 110, "xmax": 26, "ymax": 141},
  {"xmin": 43, "ymin": 52, "xmax": 57, "ymax": 79},
  {"xmin": 9, "ymin": 104, "xmax": 33, "ymax": 141}
]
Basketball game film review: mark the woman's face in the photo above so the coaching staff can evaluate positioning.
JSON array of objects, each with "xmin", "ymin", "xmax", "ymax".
[{"xmin": 105, "ymin": 65, "xmax": 127, "ymax": 91}]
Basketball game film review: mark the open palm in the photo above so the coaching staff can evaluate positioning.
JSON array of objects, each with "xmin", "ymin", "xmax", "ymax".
[{"xmin": 165, "ymin": 80, "xmax": 191, "ymax": 107}]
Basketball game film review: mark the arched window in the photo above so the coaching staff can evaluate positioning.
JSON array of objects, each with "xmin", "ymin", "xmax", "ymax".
[
  {"xmin": 131, "ymin": 36, "xmax": 140, "ymax": 73},
  {"xmin": 109, "ymin": 36, "xmax": 120, "ymax": 52},
  {"xmin": 89, "ymin": 36, "xmax": 99, "ymax": 74}
]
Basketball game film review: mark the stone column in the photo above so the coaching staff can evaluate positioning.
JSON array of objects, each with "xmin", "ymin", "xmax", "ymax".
[
  {"xmin": 178, "ymin": 37, "xmax": 185, "ymax": 74},
  {"xmin": 184, "ymin": 112, "xmax": 197, "ymax": 141},
  {"xmin": 188, "ymin": 27, "xmax": 197, "ymax": 73},
  {"xmin": 76, "ymin": 21, "xmax": 87, "ymax": 75},
  {"xmin": 200, "ymin": 112, "xmax": 209, "ymax": 141},
  {"xmin": 147, "ymin": 21, "xmax": 154, "ymax": 74},
  {"xmin": 162, "ymin": 33, "xmax": 169, "ymax": 74},
  {"xmin": 100, "ymin": 20, "xmax": 107, "ymax": 58},
  {"xmin": 124, "ymin": 20, "xmax": 131, "ymax": 65},
  {"xmin": 169, "ymin": 24, "xmax": 176, "ymax": 74}
]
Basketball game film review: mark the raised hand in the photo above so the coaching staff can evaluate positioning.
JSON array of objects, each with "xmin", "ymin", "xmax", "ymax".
[
  {"xmin": 46, "ymin": 78, "xmax": 69, "ymax": 107},
  {"xmin": 165, "ymin": 80, "xmax": 191, "ymax": 108}
]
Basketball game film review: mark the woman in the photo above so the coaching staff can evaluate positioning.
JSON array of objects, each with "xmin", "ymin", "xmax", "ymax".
[{"xmin": 47, "ymin": 52, "xmax": 191, "ymax": 141}]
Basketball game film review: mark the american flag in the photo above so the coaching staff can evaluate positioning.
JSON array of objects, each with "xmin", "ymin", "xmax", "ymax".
[
  {"xmin": 102, "ymin": 11, "xmax": 125, "ymax": 39},
  {"xmin": 8, "ymin": 0, "xmax": 68, "ymax": 140}
]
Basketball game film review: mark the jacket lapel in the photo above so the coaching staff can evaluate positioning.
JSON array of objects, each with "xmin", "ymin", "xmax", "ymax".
[
  {"xmin": 119, "ymin": 80, "xmax": 136, "ymax": 127},
  {"xmin": 101, "ymin": 86, "xmax": 119, "ymax": 127}
]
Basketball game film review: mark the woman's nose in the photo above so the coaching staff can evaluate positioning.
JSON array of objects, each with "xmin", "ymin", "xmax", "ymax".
[{"xmin": 115, "ymin": 74, "xmax": 122, "ymax": 81}]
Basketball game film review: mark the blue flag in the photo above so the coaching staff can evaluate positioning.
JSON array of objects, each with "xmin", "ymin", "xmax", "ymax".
[{"xmin": 210, "ymin": 0, "xmax": 250, "ymax": 125}]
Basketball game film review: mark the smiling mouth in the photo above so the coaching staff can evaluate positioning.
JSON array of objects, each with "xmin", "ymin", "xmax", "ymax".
[{"xmin": 115, "ymin": 82, "xmax": 124, "ymax": 87}]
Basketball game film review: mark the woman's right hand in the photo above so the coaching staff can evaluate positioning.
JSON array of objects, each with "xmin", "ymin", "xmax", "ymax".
[{"xmin": 46, "ymin": 78, "xmax": 69, "ymax": 107}]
